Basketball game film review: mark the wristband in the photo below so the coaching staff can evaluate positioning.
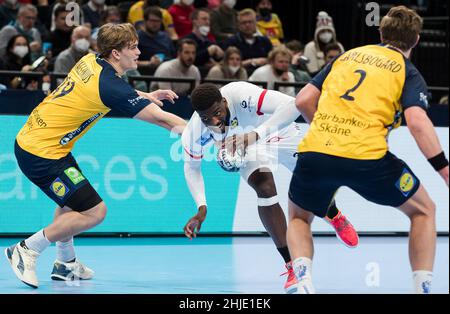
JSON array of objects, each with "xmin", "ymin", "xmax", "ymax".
[{"xmin": 428, "ymin": 151, "xmax": 449, "ymax": 171}]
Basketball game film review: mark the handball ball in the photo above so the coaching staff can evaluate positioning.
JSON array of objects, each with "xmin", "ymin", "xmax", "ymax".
[{"xmin": 216, "ymin": 147, "xmax": 246, "ymax": 172}]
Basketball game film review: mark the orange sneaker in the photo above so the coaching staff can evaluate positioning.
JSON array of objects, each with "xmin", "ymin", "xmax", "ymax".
[
  {"xmin": 326, "ymin": 211, "xmax": 359, "ymax": 248},
  {"xmin": 281, "ymin": 262, "xmax": 298, "ymax": 294}
]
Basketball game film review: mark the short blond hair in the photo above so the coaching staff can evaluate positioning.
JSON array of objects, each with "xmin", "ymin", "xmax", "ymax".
[
  {"xmin": 238, "ymin": 8, "xmax": 256, "ymax": 20},
  {"xmin": 268, "ymin": 45, "xmax": 292, "ymax": 63},
  {"xmin": 97, "ymin": 23, "xmax": 138, "ymax": 58},
  {"xmin": 380, "ymin": 6, "xmax": 423, "ymax": 51}
]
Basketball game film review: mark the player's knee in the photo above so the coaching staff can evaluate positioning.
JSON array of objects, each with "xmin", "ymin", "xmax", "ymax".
[
  {"xmin": 254, "ymin": 182, "xmax": 277, "ymax": 198},
  {"xmin": 409, "ymin": 200, "xmax": 436, "ymax": 221},
  {"xmin": 83, "ymin": 202, "xmax": 107, "ymax": 227}
]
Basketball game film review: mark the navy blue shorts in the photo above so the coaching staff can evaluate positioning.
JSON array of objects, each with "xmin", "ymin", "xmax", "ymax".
[
  {"xmin": 288, "ymin": 152, "xmax": 421, "ymax": 218},
  {"xmin": 14, "ymin": 140, "xmax": 102, "ymax": 211}
]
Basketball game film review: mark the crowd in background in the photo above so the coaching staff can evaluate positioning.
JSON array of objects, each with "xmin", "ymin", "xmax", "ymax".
[{"xmin": 1, "ymin": 0, "xmax": 444, "ymax": 104}]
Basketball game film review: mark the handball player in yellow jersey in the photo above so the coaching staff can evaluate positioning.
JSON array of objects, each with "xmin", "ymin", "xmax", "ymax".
[
  {"xmin": 284, "ymin": 6, "xmax": 448, "ymax": 293},
  {"xmin": 5, "ymin": 23, "xmax": 187, "ymax": 288}
]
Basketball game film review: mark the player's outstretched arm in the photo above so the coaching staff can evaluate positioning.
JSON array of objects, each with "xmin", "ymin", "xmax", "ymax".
[
  {"xmin": 183, "ymin": 160, "xmax": 208, "ymax": 239},
  {"xmin": 136, "ymin": 89, "xmax": 179, "ymax": 107},
  {"xmin": 295, "ymin": 83, "xmax": 321, "ymax": 124},
  {"xmin": 404, "ymin": 106, "xmax": 449, "ymax": 186},
  {"xmin": 134, "ymin": 103, "xmax": 186, "ymax": 134}
]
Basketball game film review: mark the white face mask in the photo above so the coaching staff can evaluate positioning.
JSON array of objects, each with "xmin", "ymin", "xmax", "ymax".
[
  {"xmin": 74, "ymin": 38, "xmax": 90, "ymax": 52},
  {"xmin": 182, "ymin": 0, "xmax": 194, "ymax": 6},
  {"xmin": 223, "ymin": 0, "xmax": 236, "ymax": 9},
  {"xmin": 199, "ymin": 25, "xmax": 210, "ymax": 37},
  {"xmin": 228, "ymin": 65, "xmax": 240, "ymax": 75},
  {"xmin": 319, "ymin": 32, "xmax": 333, "ymax": 44},
  {"xmin": 13, "ymin": 45, "xmax": 29, "ymax": 58}
]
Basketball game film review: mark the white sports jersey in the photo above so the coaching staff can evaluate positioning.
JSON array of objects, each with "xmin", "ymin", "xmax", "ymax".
[
  {"xmin": 182, "ymin": 81, "xmax": 297, "ymax": 160},
  {"xmin": 182, "ymin": 81, "xmax": 302, "ymax": 209}
]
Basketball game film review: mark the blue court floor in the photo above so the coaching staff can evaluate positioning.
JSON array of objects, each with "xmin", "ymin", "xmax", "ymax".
[{"xmin": 0, "ymin": 236, "xmax": 448, "ymax": 294}]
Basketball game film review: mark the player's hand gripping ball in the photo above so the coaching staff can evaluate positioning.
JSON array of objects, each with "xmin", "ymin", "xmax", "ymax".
[{"xmin": 216, "ymin": 147, "xmax": 246, "ymax": 172}]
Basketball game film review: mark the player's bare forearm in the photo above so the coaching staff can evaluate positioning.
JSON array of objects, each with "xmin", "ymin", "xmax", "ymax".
[
  {"xmin": 405, "ymin": 107, "xmax": 444, "ymax": 159},
  {"xmin": 134, "ymin": 104, "xmax": 186, "ymax": 134},
  {"xmin": 405, "ymin": 106, "xmax": 449, "ymax": 185},
  {"xmin": 295, "ymin": 83, "xmax": 321, "ymax": 124}
]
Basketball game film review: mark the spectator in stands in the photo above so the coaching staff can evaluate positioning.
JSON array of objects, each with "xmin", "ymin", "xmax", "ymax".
[
  {"xmin": 151, "ymin": 38, "xmax": 201, "ymax": 95},
  {"xmin": 0, "ymin": 34, "xmax": 36, "ymax": 89},
  {"xmin": 211, "ymin": 0, "xmax": 237, "ymax": 43},
  {"xmin": 249, "ymin": 45, "xmax": 295, "ymax": 96},
  {"xmin": 206, "ymin": 46, "xmax": 247, "ymax": 80},
  {"xmin": 0, "ymin": 0, "xmax": 19, "ymax": 29},
  {"xmin": 285, "ymin": 39, "xmax": 311, "ymax": 84},
  {"xmin": 222, "ymin": 9, "xmax": 272, "ymax": 75},
  {"xmin": 48, "ymin": 5, "xmax": 74, "ymax": 60},
  {"xmin": 49, "ymin": 1, "xmax": 84, "ymax": 33},
  {"xmin": 303, "ymin": 11, "xmax": 344, "ymax": 76},
  {"xmin": 184, "ymin": 8, "xmax": 224, "ymax": 73},
  {"xmin": 54, "ymin": 25, "xmax": 91, "ymax": 74},
  {"xmin": 168, "ymin": 0, "xmax": 195, "ymax": 38},
  {"xmin": 255, "ymin": 0, "xmax": 284, "ymax": 46},
  {"xmin": 128, "ymin": 0, "xmax": 178, "ymax": 40},
  {"xmin": 324, "ymin": 42, "xmax": 343, "ymax": 65},
  {"xmin": 137, "ymin": 7, "xmax": 175, "ymax": 70},
  {"xmin": 0, "ymin": 4, "xmax": 42, "ymax": 60},
  {"xmin": 82, "ymin": 0, "xmax": 107, "ymax": 30},
  {"xmin": 207, "ymin": 0, "xmax": 221, "ymax": 10}
]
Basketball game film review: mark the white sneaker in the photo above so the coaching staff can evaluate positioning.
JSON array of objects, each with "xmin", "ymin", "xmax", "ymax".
[
  {"xmin": 51, "ymin": 259, "xmax": 95, "ymax": 281},
  {"xmin": 4, "ymin": 242, "xmax": 39, "ymax": 288},
  {"xmin": 294, "ymin": 265, "xmax": 316, "ymax": 294},
  {"xmin": 297, "ymin": 277, "xmax": 316, "ymax": 294}
]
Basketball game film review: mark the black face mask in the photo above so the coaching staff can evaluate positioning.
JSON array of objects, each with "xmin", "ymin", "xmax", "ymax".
[
  {"xmin": 274, "ymin": 68, "xmax": 285, "ymax": 76},
  {"xmin": 146, "ymin": 0, "xmax": 160, "ymax": 6},
  {"xmin": 259, "ymin": 8, "xmax": 271, "ymax": 18}
]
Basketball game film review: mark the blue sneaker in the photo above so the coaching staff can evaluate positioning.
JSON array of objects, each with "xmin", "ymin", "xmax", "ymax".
[{"xmin": 51, "ymin": 259, "xmax": 94, "ymax": 281}]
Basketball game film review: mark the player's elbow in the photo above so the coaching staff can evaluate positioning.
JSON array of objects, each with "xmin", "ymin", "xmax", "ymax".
[{"xmin": 405, "ymin": 107, "xmax": 430, "ymax": 135}]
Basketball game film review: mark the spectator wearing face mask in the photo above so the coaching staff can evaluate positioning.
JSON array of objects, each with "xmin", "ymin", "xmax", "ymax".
[
  {"xmin": 255, "ymin": 0, "xmax": 284, "ymax": 46},
  {"xmin": 0, "ymin": 0, "xmax": 19, "ymax": 29},
  {"xmin": 184, "ymin": 8, "xmax": 223, "ymax": 73},
  {"xmin": 82, "ymin": 0, "xmax": 107, "ymax": 30},
  {"xmin": 54, "ymin": 26, "xmax": 91, "ymax": 75},
  {"xmin": 249, "ymin": 45, "xmax": 295, "ymax": 96},
  {"xmin": 168, "ymin": 0, "xmax": 195, "ymax": 38},
  {"xmin": 206, "ymin": 46, "xmax": 247, "ymax": 80},
  {"xmin": 210, "ymin": 0, "xmax": 237, "ymax": 43},
  {"xmin": 0, "ymin": 4, "xmax": 42, "ymax": 59},
  {"xmin": 0, "ymin": 34, "xmax": 34, "ymax": 89},
  {"xmin": 128, "ymin": 0, "xmax": 179, "ymax": 40},
  {"xmin": 303, "ymin": 11, "xmax": 344, "ymax": 76}
]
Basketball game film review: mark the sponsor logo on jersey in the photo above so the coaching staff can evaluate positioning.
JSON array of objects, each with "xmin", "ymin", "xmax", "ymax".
[
  {"xmin": 396, "ymin": 169, "xmax": 416, "ymax": 197},
  {"xmin": 64, "ymin": 167, "xmax": 85, "ymax": 185},
  {"xmin": 59, "ymin": 113, "xmax": 102, "ymax": 145},
  {"xmin": 231, "ymin": 117, "xmax": 239, "ymax": 128},
  {"xmin": 128, "ymin": 96, "xmax": 146, "ymax": 106},
  {"xmin": 198, "ymin": 134, "xmax": 213, "ymax": 146},
  {"xmin": 50, "ymin": 178, "xmax": 69, "ymax": 198}
]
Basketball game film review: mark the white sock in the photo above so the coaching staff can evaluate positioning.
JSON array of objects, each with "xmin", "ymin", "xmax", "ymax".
[
  {"xmin": 24, "ymin": 229, "xmax": 51, "ymax": 254},
  {"xmin": 56, "ymin": 238, "xmax": 76, "ymax": 263},
  {"xmin": 413, "ymin": 270, "xmax": 433, "ymax": 294},
  {"xmin": 292, "ymin": 257, "xmax": 313, "ymax": 280}
]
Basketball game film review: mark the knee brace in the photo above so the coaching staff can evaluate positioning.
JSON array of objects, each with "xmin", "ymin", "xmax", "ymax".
[{"xmin": 257, "ymin": 195, "xmax": 279, "ymax": 207}]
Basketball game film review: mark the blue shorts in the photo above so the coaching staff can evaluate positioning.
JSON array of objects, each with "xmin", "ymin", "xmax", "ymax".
[
  {"xmin": 288, "ymin": 152, "xmax": 421, "ymax": 218},
  {"xmin": 14, "ymin": 140, "xmax": 102, "ymax": 211}
]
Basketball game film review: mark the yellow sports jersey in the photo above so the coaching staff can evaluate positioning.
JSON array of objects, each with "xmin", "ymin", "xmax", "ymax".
[
  {"xmin": 256, "ymin": 14, "xmax": 284, "ymax": 46},
  {"xmin": 299, "ymin": 44, "xmax": 429, "ymax": 159},
  {"xmin": 16, "ymin": 53, "xmax": 150, "ymax": 160},
  {"xmin": 128, "ymin": 1, "xmax": 174, "ymax": 32}
]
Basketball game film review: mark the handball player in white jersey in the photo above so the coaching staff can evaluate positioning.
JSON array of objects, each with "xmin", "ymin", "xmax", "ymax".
[{"xmin": 181, "ymin": 82, "xmax": 359, "ymax": 293}]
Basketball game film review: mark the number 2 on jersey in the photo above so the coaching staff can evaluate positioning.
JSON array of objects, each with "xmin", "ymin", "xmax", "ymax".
[{"xmin": 340, "ymin": 69, "xmax": 367, "ymax": 101}]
